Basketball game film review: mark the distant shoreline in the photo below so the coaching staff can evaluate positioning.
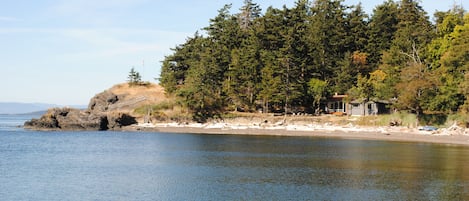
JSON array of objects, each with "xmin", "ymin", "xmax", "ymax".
[{"xmin": 126, "ymin": 123, "xmax": 469, "ymax": 146}]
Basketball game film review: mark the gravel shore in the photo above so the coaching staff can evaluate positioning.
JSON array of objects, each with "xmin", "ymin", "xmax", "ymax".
[{"xmin": 128, "ymin": 122, "xmax": 469, "ymax": 146}]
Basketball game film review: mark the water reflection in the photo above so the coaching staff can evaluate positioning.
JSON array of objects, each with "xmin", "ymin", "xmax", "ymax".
[
  {"xmin": 1, "ymin": 131, "xmax": 468, "ymax": 200},
  {"xmin": 179, "ymin": 134, "xmax": 469, "ymax": 200}
]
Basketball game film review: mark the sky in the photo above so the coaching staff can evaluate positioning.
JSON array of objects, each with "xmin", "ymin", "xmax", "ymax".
[{"xmin": 1, "ymin": 0, "xmax": 467, "ymax": 105}]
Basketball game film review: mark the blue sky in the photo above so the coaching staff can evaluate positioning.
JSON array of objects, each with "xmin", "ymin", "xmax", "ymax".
[{"xmin": 1, "ymin": 0, "xmax": 467, "ymax": 105}]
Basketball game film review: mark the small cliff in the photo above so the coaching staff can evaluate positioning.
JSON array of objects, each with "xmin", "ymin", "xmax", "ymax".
[{"xmin": 24, "ymin": 83, "xmax": 166, "ymax": 131}]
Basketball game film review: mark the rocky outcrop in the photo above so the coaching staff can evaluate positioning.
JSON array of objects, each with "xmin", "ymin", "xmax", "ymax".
[
  {"xmin": 88, "ymin": 90, "xmax": 120, "ymax": 113},
  {"xmin": 24, "ymin": 107, "xmax": 109, "ymax": 131},
  {"xmin": 24, "ymin": 88, "xmax": 138, "ymax": 131},
  {"xmin": 24, "ymin": 83, "xmax": 167, "ymax": 131},
  {"xmin": 106, "ymin": 112, "xmax": 137, "ymax": 129}
]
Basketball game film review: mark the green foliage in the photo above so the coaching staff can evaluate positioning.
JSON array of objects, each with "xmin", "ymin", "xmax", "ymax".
[
  {"xmin": 309, "ymin": 0, "xmax": 349, "ymax": 81},
  {"xmin": 127, "ymin": 67, "xmax": 142, "ymax": 86},
  {"xmin": 135, "ymin": 101, "xmax": 175, "ymax": 114},
  {"xmin": 308, "ymin": 78, "xmax": 327, "ymax": 111},
  {"xmin": 356, "ymin": 112, "xmax": 418, "ymax": 127},
  {"xmin": 159, "ymin": 33, "xmax": 206, "ymax": 93},
  {"xmin": 395, "ymin": 63, "xmax": 436, "ymax": 116},
  {"xmin": 447, "ymin": 113, "xmax": 469, "ymax": 126},
  {"xmin": 158, "ymin": 0, "xmax": 469, "ymax": 119},
  {"xmin": 439, "ymin": 14, "xmax": 469, "ymax": 113},
  {"xmin": 366, "ymin": 0, "xmax": 399, "ymax": 68},
  {"xmin": 419, "ymin": 113, "xmax": 447, "ymax": 126}
]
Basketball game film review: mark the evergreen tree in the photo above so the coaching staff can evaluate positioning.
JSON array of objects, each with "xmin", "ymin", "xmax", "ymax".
[
  {"xmin": 384, "ymin": 0, "xmax": 434, "ymax": 118},
  {"xmin": 128, "ymin": 67, "xmax": 142, "ymax": 86},
  {"xmin": 257, "ymin": 7, "xmax": 290, "ymax": 112},
  {"xmin": 157, "ymin": 0, "xmax": 469, "ymax": 119},
  {"xmin": 309, "ymin": 0, "xmax": 348, "ymax": 92},
  {"xmin": 285, "ymin": 0, "xmax": 314, "ymax": 107},
  {"xmin": 224, "ymin": 35, "xmax": 262, "ymax": 111},
  {"xmin": 377, "ymin": 0, "xmax": 433, "ymax": 101},
  {"xmin": 392, "ymin": 0, "xmax": 433, "ymax": 65},
  {"xmin": 160, "ymin": 33, "xmax": 205, "ymax": 93},
  {"xmin": 335, "ymin": 51, "xmax": 369, "ymax": 93},
  {"xmin": 346, "ymin": 3, "xmax": 369, "ymax": 53},
  {"xmin": 224, "ymin": 0, "xmax": 263, "ymax": 111},
  {"xmin": 177, "ymin": 38, "xmax": 225, "ymax": 121},
  {"xmin": 259, "ymin": 50, "xmax": 284, "ymax": 112},
  {"xmin": 366, "ymin": 0, "xmax": 399, "ymax": 69},
  {"xmin": 238, "ymin": 0, "xmax": 262, "ymax": 30}
]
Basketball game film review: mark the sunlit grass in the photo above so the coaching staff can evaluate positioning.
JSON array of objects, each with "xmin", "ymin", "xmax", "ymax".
[{"xmin": 355, "ymin": 112, "xmax": 418, "ymax": 127}]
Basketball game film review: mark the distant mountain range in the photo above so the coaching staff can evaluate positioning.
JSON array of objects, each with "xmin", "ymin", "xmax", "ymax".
[{"xmin": 0, "ymin": 102, "xmax": 86, "ymax": 115}]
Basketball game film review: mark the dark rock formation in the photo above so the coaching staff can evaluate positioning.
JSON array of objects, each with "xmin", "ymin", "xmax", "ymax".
[
  {"xmin": 25, "ymin": 90, "xmax": 137, "ymax": 131},
  {"xmin": 88, "ymin": 90, "xmax": 120, "ymax": 113},
  {"xmin": 107, "ymin": 112, "xmax": 137, "ymax": 129},
  {"xmin": 24, "ymin": 108, "xmax": 109, "ymax": 131}
]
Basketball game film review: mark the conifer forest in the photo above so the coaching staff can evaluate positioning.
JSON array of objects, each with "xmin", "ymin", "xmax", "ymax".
[{"xmin": 159, "ymin": 0, "xmax": 469, "ymax": 121}]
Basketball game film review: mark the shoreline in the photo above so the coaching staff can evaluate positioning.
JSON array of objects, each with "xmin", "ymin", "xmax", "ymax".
[{"xmin": 128, "ymin": 122, "xmax": 469, "ymax": 146}]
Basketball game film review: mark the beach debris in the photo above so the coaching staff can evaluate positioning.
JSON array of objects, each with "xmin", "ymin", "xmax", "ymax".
[
  {"xmin": 418, "ymin": 126, "xmax": 438, "ymax": 131},
  {"xmin": 389, "ymin": 120, "xmax": 401, "ymax": 126},
  {"xmin": 377, "ymin": 127, "xmax": 390, "ymax": 135},
  {"xmin": 437, "ymin": 123, "xmax": 465, "ymax": 135},
  {"xmin": 275, "ymin": 120, "xmax": 285, "ymax": 126}
]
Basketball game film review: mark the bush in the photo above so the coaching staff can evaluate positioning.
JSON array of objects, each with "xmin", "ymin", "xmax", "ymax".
[
  {"xmin": 134, "ymin": 101, "xmax": 176, "ymax": 115},
  {"xmin": 447, "ymin": 113, "xmax": 469, "ymax": 127},
  {"xmin": 355, "ymin": 112, "xmax": 418, "ymax": 127},
  {"xmin": 419, "ymin": 113, "xmax": 447, "ymax": 126}
]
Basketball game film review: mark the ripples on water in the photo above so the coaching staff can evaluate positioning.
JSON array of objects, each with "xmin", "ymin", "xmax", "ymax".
[
  {"xmin": 0, "ymin": 115, "xmax": 468, "ymax": 200},
  {"xmin": 0, "ymin": 114, "xmax": 34, "ymax": 132}
]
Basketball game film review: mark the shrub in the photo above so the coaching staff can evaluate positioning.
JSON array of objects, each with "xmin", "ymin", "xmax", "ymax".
[{"xmin": 355, "ymin": 112, "xmax": 418, "ymax": 127}]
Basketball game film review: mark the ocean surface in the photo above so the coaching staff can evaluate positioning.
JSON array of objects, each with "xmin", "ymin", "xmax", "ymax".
[{"xmin": 1, "ymin": 114, "xmax": 469, "ymax": 201}]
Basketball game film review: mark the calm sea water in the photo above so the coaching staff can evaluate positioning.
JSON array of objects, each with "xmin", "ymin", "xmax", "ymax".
[{"xmin": 1, "ymin": 114, "xmax": 469, "ymax": 201}]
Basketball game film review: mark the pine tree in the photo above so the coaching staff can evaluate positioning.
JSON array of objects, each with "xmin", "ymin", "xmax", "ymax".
[
  {"xmin": 257, "ymin": 7, "xmax": 289, "ymax": 112},
  {"xmin": 177, "ymin": 38, "xmax": 225, "ymax": 121},
  {"xmin": 346, "ymin": 3, "xmax": 369, "ymax": 53},
  {"xmin": 366, "ymin": 0, "xmax": 399, "ymax": 69},
  {"xmin": 259, "ymin": 50, "xmax": 284, "ymax": 113},
  {"xmin": 128, "ymin": 67, "xmax": 142, "ymax": 86},
  {"xmin": 285, "ymin": 0, "xmax": 314, "ymax": 107},
  {"xmin": 223, "ymin": 0, "xmax": 263, "ymax": 111},
  {"xmin": 384, "ymin": 0, "xmax": 434, "ymax": 117},
  {"xmin": 160, "ymin": 33, "xmax": 205, "ymax": 93},
  {"xmin": 391, "ymin": 0, "xmax": 433, "ymax": 65},
  {"xmin": 309, "ymin": 0, "xmax": 348, "ymax": 91},
  {"xmin": 157, "ymin": 0, "xmax": 469, "ymax": 118},
  {"xmin": 238, "ymin": 0, "xmax": 262, "ymax": 30},
  {"xmin": 377, "ymin": 0, "xmax": 433, "ymax": 102}
]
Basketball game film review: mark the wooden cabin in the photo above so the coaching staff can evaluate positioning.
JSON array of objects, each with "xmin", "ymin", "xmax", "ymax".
[{"xmin": 323, "ymin": 94, "xmax": 391, "ymax": 116}]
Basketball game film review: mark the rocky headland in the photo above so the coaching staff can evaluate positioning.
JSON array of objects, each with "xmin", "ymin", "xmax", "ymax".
[
  {"xmin": 24, "ymin": 83, "xmax": 166, "ymax": 131},
  {"xmin": 23, "ymin": 83, "xmax": 469, "ymax": 146}
]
